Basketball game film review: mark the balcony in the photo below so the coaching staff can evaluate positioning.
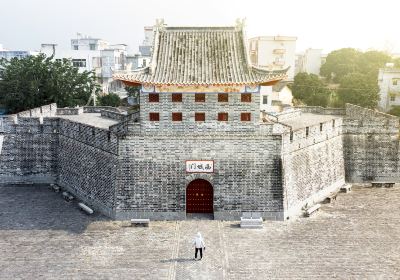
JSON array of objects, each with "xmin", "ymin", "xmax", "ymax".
[{"xmin": 273, "ymin": 49, "xmax": 286, "ymax": 54}]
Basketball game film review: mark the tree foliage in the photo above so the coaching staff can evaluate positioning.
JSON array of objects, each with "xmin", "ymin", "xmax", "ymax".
[
  {"xmin": 292, "ymin": 73, "xmax": 331, "ymax": 107},
  {"xmin": 97, "ymin": 93, "xmax": 121, "ymax": 107},
  {"xmin": 320, "ymin": 48, "xmax": 361, "ymax": 83},
  {"xmin": 320, "ymin": 48, "xmax": 391, "ymax": 83},
  {"xmin": 125, "ymin": 85, "xmax": 141, "ymax": 97},
  {"xmin": 388, "ymin": 106, "xmax": 400, "ymax": 117},
  {"xmin": 0, "ymin": 54, "xmax": 99, "ymax": 113},
  {"xmin": 337, "ymin": 73, "xmax": 379, "ymax": 108}
]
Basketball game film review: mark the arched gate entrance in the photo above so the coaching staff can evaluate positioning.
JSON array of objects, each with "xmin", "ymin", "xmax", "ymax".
[{"xmin": 186, "ymin": 179, "xmax": 213, "ymax": 213}]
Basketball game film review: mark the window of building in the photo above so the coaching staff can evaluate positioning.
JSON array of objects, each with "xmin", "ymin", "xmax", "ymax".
[
  {"xmin": 148, "ymin": 93, "xmax": 159, "ymax": 102},
  {"xmin": 241, "ymin": 93, "xmax": 252, "ymax": 102},
  {"xmin": 390, "ymin": 96, "xmax": 396, "ymax": 102},
  {"xmin": 306, "ymin": 127, "xmax": 309, "ymax": 137},
  {"xmin": 195, "ymin": 113, "xmax": 205, "ymax": 122},
  {"xmin": 73, "ymin": 45, "xmax": 78, "ymax": 50},
  {"xmin": 149, "ymin": 113, "xmax": 159, "ymax": 121},
  {"xmin": 172, "ymin": 112, "xmax": 182, "ymax": 121},
  {"xmin": 290, "ymin": 131, "xmax": 293, "ymax": 142},
  {"xmin": 218, "ymin": 112, "xmax": 228, "ymax": 121},
  {"xmin": 240, "ymin": 113, "xmax": 251, "ymax": 121},
  {"xmin": 72, "ymin": 59, "xmax": 86, "ymax": 68},
  {"xmin": 172, "ymin": 93, "xmax": 182, "ymax": 102},
  {"xmin": 218, "ymin": 93, "xmax": 229, "ymax": 102},
  {"xmin": 393, "ymin": 79, "xmax": 398, "ymax": 86},
  {"xmin": 89, "ymin": 44, "xmax": 96, "ymax": 50},
  {"xmin": 320, "ymin": 123, "xmax": 323, "ymax": 132},
  {"xmin": 332, "ymin": 119, "xmax": 335, "ymax": 128},
  {"xmin": 262, "ymin": 95, "xmax": 268, "ymax": 104},
  {"xmin": 195, "ymin": 93, "xmax": 205, "ymax": 102}
]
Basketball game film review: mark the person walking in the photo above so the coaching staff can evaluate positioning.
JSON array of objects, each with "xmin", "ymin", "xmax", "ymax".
[{"xmin": 193, "ymin": 232, "xmax": 206, "ymax": 260}]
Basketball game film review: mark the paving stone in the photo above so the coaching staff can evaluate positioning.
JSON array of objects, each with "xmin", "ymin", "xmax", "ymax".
[{"xmin": 0, "ymin": 184, "xmax": 399, "ymax": 279}]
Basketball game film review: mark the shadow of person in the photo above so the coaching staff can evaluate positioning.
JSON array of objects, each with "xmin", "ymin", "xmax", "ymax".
[{"xmin": 160, "ymin": 258, "xmax": 196, "ymax": 263}]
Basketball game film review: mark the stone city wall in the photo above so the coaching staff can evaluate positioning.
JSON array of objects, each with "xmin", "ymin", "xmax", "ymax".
[
  {"xmin": 295, "ymin": 106, "xmax": 346, "ymax": 115},
  {"xmin": 115, "ymin": 133, "xmax": 284, "ymax": 220},
  {"xmin": 0, "ymin": 107, "xmax": 120, "ymax": 217},
  {"xmin": 100, "ymin": 110, "xmax": 127, "ymax": 121},
  {"xmin": 56, "ymin": 107, "xmax": 83, "ymax": 115},
  {"xmin": 0, "ymin": 116, "xmax": 59, "ymax": 184},
  {"xmin": 282, "ymin": 119, "xmax": 345, "ymax": 218},
  {"xmin": 16, "ymin": 103, "xmax": 57, "ymax": 117},
  {"xmin": 343, "ymin": 104, "xmax": 400, "ymax": 183},
  {"xmin": 56, "ymin": 118, "xmax": 119, "ymax": 216}
]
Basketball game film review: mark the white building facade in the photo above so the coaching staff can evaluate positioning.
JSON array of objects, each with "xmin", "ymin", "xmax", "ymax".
[
  {"xmin": 126, "ymin": 26, "xmax": 154, "ymax": 71},
  {"xmin": 295, "ymin": 48, "xmax": 324, "ymax": 76},
  {"xmin": 40, "ymin": 35, "xmax": 127, "ymax": 94},
  {"xmin": 378, "ymin": 65, "xmax": 400, "ymax": 112},
  {"xmin": 248, "ymin": 36, "xmax": 297, "ymax": 81}
]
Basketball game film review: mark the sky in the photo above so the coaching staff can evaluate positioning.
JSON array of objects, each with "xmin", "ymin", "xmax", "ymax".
[{"xmin": 1, "ymin": 0, "xmax": 400, "ymax": 55}]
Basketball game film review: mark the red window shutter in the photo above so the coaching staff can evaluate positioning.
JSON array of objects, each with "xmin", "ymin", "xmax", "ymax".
[
  {"xmin": 149, "ymin": 112, "xmax": 160, "ymax": 121},
  {"xmin": 241, "ymin": 113, "xmax": 251, "ymax": 121},
  {"xmin": 241, "ymin": 93, "xmax": 251, "ymax": 102},
  {"xmin": 172, "ymin": 93, "xmax": 182, "ymax": 102},
  {"xmin": 218, "ymin": 113, "xmax": 228, "ymax": 121},
  {"xmin": 218, "ymin": 93, "xmax": 228, "ymax": 102},
  {"xmin": 195, "ymin": 93, "xmax": 206, "ymax": 102},
  {"xmin": 195, "ymin": 113, "xmax": 205, "ymax": 121},
  {"xmin": 148, "ymin": 93, "xmax": 159, "ymax": 102},
  {"xmin": 172, "ymin": 112, "xmax": 182, "ymax": 121}
]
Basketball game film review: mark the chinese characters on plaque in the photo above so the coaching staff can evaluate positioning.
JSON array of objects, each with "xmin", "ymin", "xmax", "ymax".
[{"xmin": 186, "ymin": 160, "xmax": 214, "ymax": 173}]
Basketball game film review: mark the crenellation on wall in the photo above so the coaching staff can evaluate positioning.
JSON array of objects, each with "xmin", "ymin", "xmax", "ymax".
[
  {"xmin": 56, "ymin": 107, "xmax": 83, "ymax": 115},
  {"xmin": 15, "ymin": 103, "xmax": 57, "ymax": 118},
  {"xmin": 58, "ymin": 118, "xmax": 118, "ymax": 155}
]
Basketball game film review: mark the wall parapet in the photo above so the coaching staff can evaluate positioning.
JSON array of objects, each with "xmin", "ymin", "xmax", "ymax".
[
  {"xmin": 15, "ymin": 103, "xmax": 57, "ymax": 118},
  {"xmin": 83, "ymin": 106, "xmax": 121, "ymax": 113},
  {"xmin": 56, "ymin": 107, "xmax": 83, "ymax": 115},
  {"xmin": 295, "ymin": 106, "xmax": 346, "ymax": 115},
  {"xmin": 101, "ymin": 110, "xmax": 127, "ymax": 121}
]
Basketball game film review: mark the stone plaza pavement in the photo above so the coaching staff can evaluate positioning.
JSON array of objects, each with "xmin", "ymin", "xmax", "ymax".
[{"xmin": 0, "ymin": 184, "xmax": 400, "ymax": 279}]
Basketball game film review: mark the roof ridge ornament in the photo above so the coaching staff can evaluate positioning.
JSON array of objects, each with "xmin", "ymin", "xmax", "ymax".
[
  {"xmin": 235, "ymin": 18, "xmax": 246, "ymax": 31},
  {"xmin": 155, "ymin": 18, "xmax": 165, "ymax": 31}
]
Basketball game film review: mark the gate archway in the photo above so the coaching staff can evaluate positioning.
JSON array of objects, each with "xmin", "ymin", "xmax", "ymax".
[{"xmin": 186, "ymin": 179, "xmax": 213, "ymax": 213}]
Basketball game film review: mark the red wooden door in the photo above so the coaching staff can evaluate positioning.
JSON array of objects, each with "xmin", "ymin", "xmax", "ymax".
[{"xmin": 186, "ymin": 179, "xmax": 213, "ymax": 213}]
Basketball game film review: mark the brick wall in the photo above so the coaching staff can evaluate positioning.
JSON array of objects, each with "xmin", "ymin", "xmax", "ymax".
[
  {"xmin": 115, "ymin": 132, "xmax": 284, "ymax": 220},
  {"xmin": 282, "ymin": 119, "xmax": 345, "ymax": 218},
  {"xmin": 139, "ymin": 92, "xmax": 261, "ymax": 133},
  {"xmin": 343, "ymin": 104, "xmax": 400, "ymax": 182},
  {"xmin": 0, "ymin": 117, "xmax": 58, "ymax": 183},
  {"xmin": 56, "ymin": 119, "xmax": 118, "ymax": 217}
]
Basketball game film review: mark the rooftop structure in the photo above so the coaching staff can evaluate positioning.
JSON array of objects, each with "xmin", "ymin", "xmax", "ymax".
[{"xmin": 115, "ymin": 23, "xmax": 288, "ymax": 86}]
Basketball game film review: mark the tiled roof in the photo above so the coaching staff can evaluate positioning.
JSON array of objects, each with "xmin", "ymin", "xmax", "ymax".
[{"xmin": 114, "ymin": 24, "xmax": 288, "ymax": 86}]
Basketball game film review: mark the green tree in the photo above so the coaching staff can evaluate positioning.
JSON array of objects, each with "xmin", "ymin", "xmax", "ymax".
[
  {"xmin": 356, "ymin": 50, "xmax": 392, "ymax": 79},
  {"xmin": 97, "ymin": 93, "xmax": 121, "ymax": 107},
  {"xmin": 393, "ymin": 58, "xmax": 400, "ymax": 68},
  {"xmin": 337, "ymin": 73, "xmax": 379, "ymax": 108},
  {"xmin": 0, "ymin": 54, "xmax": 99, "ymax": 113},
  {"xmin": 292, "ymin": 73, "xmax": 331, "ymax": 107},
  {"xmin": 125, "ymin": 85, "xmax": 141, "ymax": 97},
  {"xmin": 388, "ymin": 106, "xmax": 400, "ymax": 117},
  {"xmin": 320, "ymin": 48, "xmax": 361, "ymax": 83}
]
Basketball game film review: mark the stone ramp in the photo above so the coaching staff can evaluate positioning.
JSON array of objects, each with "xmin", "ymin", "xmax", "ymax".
[{"xmin": 172, "ymin": 220, "xmax": 226, "ymax": 280}]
